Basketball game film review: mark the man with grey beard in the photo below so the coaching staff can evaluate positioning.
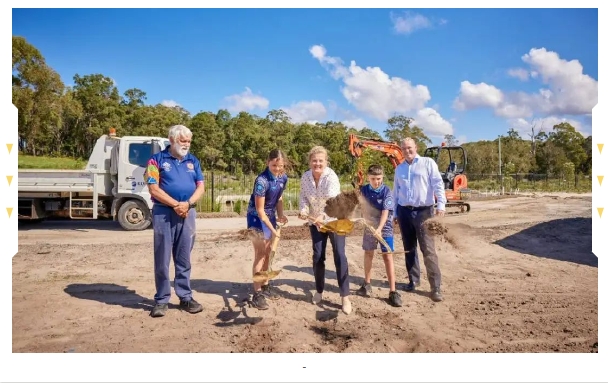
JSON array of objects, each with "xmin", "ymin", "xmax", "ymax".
[{"xmin": 144, "ymin": 124, "xmax": 206, "ymax": 318}]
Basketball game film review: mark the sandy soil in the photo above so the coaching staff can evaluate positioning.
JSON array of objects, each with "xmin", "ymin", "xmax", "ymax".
[{"xmin": 13, "ymin": 193, "xmax": 597, "ymax": 353}]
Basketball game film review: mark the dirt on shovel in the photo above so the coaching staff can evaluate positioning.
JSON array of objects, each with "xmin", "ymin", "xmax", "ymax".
[{"xmin": 324, "ymin": 189, "xmax": 361, "ymax": 219}]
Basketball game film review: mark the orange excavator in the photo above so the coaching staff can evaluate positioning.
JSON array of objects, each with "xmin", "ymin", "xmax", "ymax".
[{"xmin": 348, "ymin": 134, "xmax": 471, "ymax": 214}]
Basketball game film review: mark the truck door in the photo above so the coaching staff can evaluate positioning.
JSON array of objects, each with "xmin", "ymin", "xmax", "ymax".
[{"xmin": 117, "ymin": 138, "xmax": 161, "ymax": 208}]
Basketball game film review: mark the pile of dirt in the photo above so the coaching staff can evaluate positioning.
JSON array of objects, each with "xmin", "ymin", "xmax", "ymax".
[{"xmin": 324, "ymin": 190, "xmax": 361, "ymax": 219}]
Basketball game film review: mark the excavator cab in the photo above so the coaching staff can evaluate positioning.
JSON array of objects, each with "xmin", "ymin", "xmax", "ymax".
[
  {"xmin": 423, "ymin": 144, "xmax": 467, "ymax": 190},
  {"xmin": 423, "ymin": 143, "xmax": 471, "ymax": 212}
]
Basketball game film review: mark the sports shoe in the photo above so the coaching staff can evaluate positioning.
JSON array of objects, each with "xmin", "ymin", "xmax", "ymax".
[
  {"xmin": 150, "ymin": 303, "xmax": 168, "ymax": 318},
  {"xmin": 388, "ymin": 291, "xmax": 403, "ymax": 307},
  {"xmin": 251, "ymin": 292, "xmax": 269, "ymax": 310},
  {"xmin": 261, "ymin": 284, "xmax": 280, "ymax": 300},
  {"xmin": 179, "ymin": 298, "xmax": 203, "ymax": 314},
  {"xmin": 356, "ymin": 282, "xmax": 372, "ymax": 297}
]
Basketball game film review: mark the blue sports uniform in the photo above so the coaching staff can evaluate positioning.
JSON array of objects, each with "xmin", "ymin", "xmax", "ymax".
[
  {"xmin": 359, "ymin": 183, "xmax": 395, "ymax": 252},
  {"xmin": 145, "ymin": 146, "xmax": 204, "ymax": 304},
  {"xmin": 246, "ymin": 167, "xmax": 288, "ymax": 240}
]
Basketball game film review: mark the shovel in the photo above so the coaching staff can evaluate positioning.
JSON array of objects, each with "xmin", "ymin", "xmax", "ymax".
[
  {"xmin": 252, "ymin": 222, "xmax": 284, "ymax": 283},
  {"xmin": 311, "ymin": 216, "xmax": 393, "ymax": 254}
]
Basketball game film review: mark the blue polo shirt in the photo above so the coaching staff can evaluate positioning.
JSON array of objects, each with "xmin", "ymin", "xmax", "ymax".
[
  {"xmin": 360, "ymin": 183, "xmax": 394, "ymax": 235},
  {"xmin": 246, "ymin": 167, "xmax": 288, "ymax": 217},
  {"xmin": 144, "ymin": 146, "xmax": 204, "ymax": 205}
]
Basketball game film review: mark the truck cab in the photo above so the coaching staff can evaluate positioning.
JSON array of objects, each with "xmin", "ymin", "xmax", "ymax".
[
  {"xmin": 18, "ymin": 131, "xmax": 170, "ymax": 231},
  {"xmin": 106, "ymin": 134, "xmax": 169, "ymax": 229}
]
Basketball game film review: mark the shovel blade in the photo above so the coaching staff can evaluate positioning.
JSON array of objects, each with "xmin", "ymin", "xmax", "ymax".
[{"xmin": 252, "ymin": 269, "xmax": 282, "ymax": 283}]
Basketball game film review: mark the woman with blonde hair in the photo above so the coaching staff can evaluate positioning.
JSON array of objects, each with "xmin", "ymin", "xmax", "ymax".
[{"xmin": 298, "ymin": 146, "xmax": 352, "ymax": 314}]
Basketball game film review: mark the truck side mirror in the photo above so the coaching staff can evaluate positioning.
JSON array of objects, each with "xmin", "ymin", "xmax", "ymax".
[{"xmin": 151, "ymin": 140, "xmax": 161, "ymax": 155}]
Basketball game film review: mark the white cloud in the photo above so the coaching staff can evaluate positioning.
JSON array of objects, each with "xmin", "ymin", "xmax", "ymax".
[
  {"xmin": 456, "ymin": 135, "xmax": 467, "ymax": 144},
  {"xmin": 223, "ymin": 87, "xmax": 269, "ymax": 113},
  {"xmin": 309, "ymin": 44, "xmax": 453, "ymax": 137},
  {"xmin": 280, "ymin": 100, "xmax": 327, "ymax": 124},
  {"xmin": 507, "ymin": 67, "xmax": 530, "ymax": 81},
  {"xmin": 454, "ymin": 48, "xmax": 598, "ymax": 120},
  {"xmin": 390, "ymin": 11, "xmax": 432, "ymax": 35},
  {"xmin": 508, "ymin": 116, "xmax": 589, "ymax": 137},
  {"xmin": 453, "ymin": 81, "xmax": 503, "ymax": 110},
  {"xmin": 342, "ymin": 118, "xmax": 368, "ymax": 130},
  {"xmin": 327, "ymin": 100, "xmax": 369, "ymax": 130},
  {"xmin": 413, "ymin": 108, "xmax": 454, "ymax": 137},
  {"xmin": 161, "ymin": 99, "xmax": 180, "ymax": 108}
]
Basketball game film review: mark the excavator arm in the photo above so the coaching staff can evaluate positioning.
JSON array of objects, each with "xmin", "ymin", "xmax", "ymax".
[{"xmin": 348, "ymin": 134, "xmax": 404, "ymax": 186}]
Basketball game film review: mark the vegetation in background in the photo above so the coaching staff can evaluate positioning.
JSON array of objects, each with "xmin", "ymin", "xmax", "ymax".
[{"xmin": 14, "ymin": 35, "xmax": 593, "ymax": 204}]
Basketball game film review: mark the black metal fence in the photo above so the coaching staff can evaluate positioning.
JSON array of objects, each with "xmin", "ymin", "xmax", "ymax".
[
  {"xmin": 466, "ymin": 173, "xmax": 592, "ymax": 193},
  {"xmin": 194, "ymin": 171, "xmax": 592, "ymax": 213}
]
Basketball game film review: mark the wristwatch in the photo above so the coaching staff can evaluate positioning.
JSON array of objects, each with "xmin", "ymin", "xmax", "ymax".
[{"xmin": 188, "ymin": 201, "xmax": 196, "ymax": 209}]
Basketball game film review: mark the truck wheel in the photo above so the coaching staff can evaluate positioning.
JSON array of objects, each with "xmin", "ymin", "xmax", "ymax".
[{"xmin": 117, "ymin": 200, "xmax": 151, "ymax": 231}]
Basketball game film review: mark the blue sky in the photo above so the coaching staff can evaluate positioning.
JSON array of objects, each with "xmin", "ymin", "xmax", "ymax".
[{"xmin": 12, "ymin": 8, "xmax": 598, "ymax": 144}]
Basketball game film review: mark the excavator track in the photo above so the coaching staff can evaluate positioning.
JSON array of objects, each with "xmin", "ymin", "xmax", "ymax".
[{"xmin": 444, "ymin": 202, "xmax": 471, "ymax": 215}]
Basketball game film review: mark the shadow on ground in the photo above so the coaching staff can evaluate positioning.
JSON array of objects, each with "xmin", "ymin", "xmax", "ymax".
[
  {"xmin": 493, "ymin": 217, "xmax": 596, "ymax": 267},
  {"xmin": 63, "ymin": 283, "xmax": 157, "ymax": 311},
  {"xmin": 19, "ymin": 219, "xmax": 128, "ymax": 232}
]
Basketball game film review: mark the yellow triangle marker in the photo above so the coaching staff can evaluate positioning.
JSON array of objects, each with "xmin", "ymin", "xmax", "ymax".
[
  {"xmin": 599, "ymin": 143, "xmax": 604, "ymax": 154},
  {"xmin": 599, "ymin": 176, "xmax": 604, "ymax": 186},
  {"xmin": 6, "ymin": 207, "xmax": 12, "ymax": 218},
  {"xmin": 598, "ymin": 207, "xmax": 604, "ymax": 218},
  {"xmin": 6, "ymin": 143, "xmax": 13, "ymax": 154},
  {"xmin": 6, "ymin": 175, "xmax": 13, "ymax": 186}
]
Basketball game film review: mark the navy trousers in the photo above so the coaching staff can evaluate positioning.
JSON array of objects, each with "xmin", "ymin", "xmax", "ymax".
[
  {"xmin": 396, "ymin": 205, "xmax": 442, "ymax": 289},
  {"xmin": 309, "ymin": 225, "xmax": 350, "ymax": 297},
  {"xmin": 152, "ymin": 205, "xmax": 197, "ymax": 304}
]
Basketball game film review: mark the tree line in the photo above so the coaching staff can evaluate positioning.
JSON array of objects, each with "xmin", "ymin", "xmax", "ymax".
[{"xmin": 13, "ymin": 35, "xmax": 593, "ymax": 180}]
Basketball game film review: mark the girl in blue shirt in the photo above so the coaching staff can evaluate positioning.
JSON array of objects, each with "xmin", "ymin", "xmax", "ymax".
[{"xmin": 246, "ymin": 149, "xmax": 290, "ymax": 310}]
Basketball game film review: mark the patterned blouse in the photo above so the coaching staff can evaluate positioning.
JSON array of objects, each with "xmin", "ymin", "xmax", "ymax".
[{"xmin": 299, "ymin": 167, "xmax": 341, "ymax": 222}]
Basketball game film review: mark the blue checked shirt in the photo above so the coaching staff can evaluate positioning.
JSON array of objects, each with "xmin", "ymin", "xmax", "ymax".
[{"xmin": 392, "ymin": 154, "xmax": 446, "ymax": 218}]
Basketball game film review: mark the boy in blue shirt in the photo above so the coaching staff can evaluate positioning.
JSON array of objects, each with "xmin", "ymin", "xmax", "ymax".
[{"xmin": 356, "ymin": 164, "xmax": 403, "ymax": 307}]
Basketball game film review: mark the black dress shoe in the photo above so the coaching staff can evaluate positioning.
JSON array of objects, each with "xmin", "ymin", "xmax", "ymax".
[
  {"xmin": 403, "ymin": 281, "xmax": 420, "ymax": 291},
  {"xmin": 431, "ymin": 288, "xmax": 444, "ymax": 302}
]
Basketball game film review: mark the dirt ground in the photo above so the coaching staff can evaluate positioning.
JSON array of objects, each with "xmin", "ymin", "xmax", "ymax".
[{"xmin": 13, "ymin": 193, "xmax": 597, "ymax": 353}]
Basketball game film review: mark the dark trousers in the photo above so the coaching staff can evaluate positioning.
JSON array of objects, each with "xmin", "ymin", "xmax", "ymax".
[
  {"xmin": 152, "ymin": 205, "xmax": 197, "ymax": 304},
  {"xmin": 396, "ymin": 205, "xmax": 442, "ymax": 289},
  {"xmin": 309, "ymin": 225, "xmax": 350, "ymax": 297}
]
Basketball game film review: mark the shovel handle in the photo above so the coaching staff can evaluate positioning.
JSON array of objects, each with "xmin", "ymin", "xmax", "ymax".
[{"xmin": 270, "ymin": 225, "xmax": 281, "ymax": 252}]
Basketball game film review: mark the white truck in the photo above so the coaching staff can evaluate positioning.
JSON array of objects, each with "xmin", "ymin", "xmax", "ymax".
[{"xmin": 18, "ymin": 131, "xmax": 170, "ymax": 231}]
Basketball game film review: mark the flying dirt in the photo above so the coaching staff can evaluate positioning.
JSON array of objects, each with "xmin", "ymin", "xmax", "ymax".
[{"xmin": 323, "ymin": 189, "xmax": 361, "ymax": 220}]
